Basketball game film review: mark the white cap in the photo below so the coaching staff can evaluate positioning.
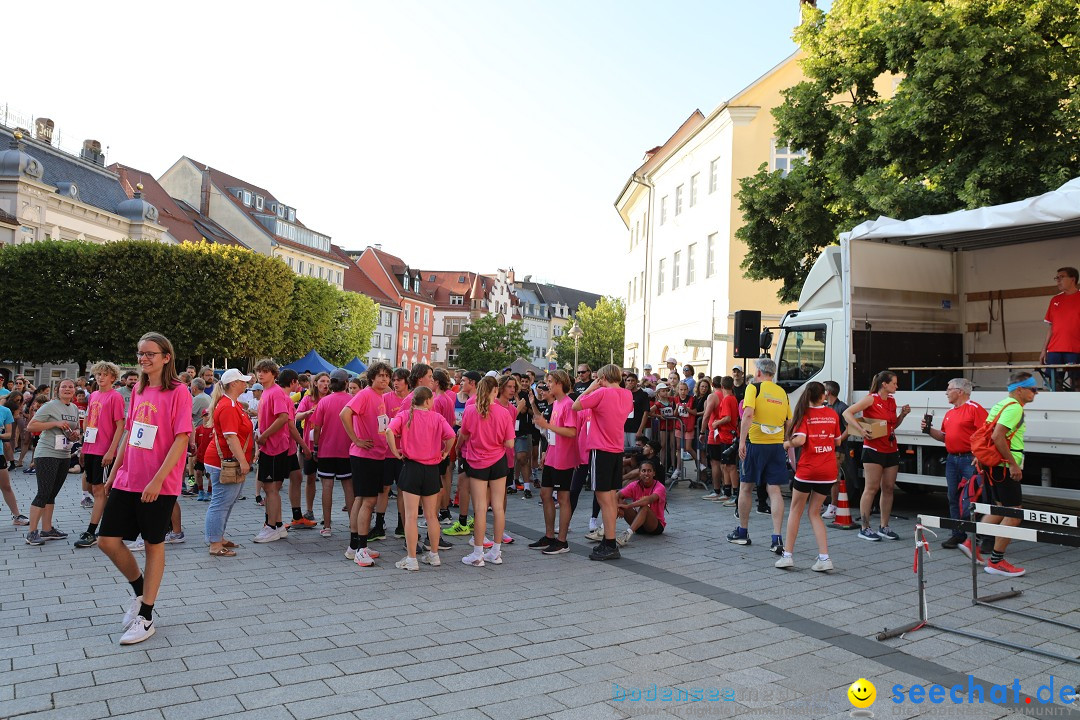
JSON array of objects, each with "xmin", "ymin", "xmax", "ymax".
[
  {"xmin": 643, "ymin": 364, "xmax": 652, "ymax": 370},
  {"xmin": 484, "ymin": 370, "xmax": 499, "ymax": 378},
  {"xmin": 666, "ymin": 357, "xmax": 677, "ymax": 364},
  {"xmin": 656, "ymin": 383, "xmax": 669, "ymax": 391},
  {"xmin": 219, "ymin": 368, "xmax": 251, "ymax": 385},
  {"xmin": 251, "ymin": 383, "xmax": 264, "ymax": 391}
]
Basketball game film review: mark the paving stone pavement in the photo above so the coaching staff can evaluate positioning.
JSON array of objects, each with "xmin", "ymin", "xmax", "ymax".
[{"xmin": 2, "ymin": 468, "xmax": 1078, "ymax": 719}]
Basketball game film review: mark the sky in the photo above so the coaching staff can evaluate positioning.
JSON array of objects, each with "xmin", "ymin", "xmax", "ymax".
[{"xmin": 3, "ymin": 1, "xmax": 816, "ymax": 295}]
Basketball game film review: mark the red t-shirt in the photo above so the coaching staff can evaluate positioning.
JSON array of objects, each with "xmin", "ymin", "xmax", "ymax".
[
  {"xmin": 204, "ymin": 396, "xmax": 255, "ymax": 466},
  {"xmin": 1044, "ymin": 291, "xmax": 1080, "ymax": 353},
  {"xmin": 793, "ymin": 405, "xmax": 841, "ymax": 482},
  {"xmin": 651, "ymin": 400, "xmax": 677, "ymax": 431},
  {"xmin": 861, "ymin": 393, "xmax": 898, "ymax": 453},
  {"xmin": 673, "ymin": 396, "xmax": 695, "ymax": 433},
  {"xmin": 710, "ymin": 393, "xmax": 740, "ymax": 445},
  {"xmin": 940, "ymin": 400, "xmax": 988, "ymax": 454}
]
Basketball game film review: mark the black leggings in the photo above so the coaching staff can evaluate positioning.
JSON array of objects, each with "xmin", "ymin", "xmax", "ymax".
[
  {"xmin": 32, "ymin": 457, "xmax": 68, "ymax": 508},
  {"xmin": 569, "ymin": 464, "xmax": 600, "ymax": 518}
]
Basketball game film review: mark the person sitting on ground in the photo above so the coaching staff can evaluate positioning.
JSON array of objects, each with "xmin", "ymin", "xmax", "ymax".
[{"xmin": 615, "ymin": 458, "xmax": 667, "ymax": 547}]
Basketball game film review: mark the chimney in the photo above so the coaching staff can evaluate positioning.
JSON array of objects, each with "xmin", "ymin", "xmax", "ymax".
[
  {"xmin": 35, "ymin": 118, "xmax": 55, "ymax": 145},
  {"xmin": 373, "ymin": 243, "xmax": 382, "ymax": 250},
  {"xmin": 80, "ymin": 139, "xmax": 104, "ymax": 166},
  {"xmin": 200, "ymin": 166, "xmax": 211, "ymax": 216}
]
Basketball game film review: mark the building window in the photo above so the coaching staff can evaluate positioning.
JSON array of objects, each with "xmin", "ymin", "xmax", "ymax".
[
  {"xmin": 288, "ymin": 208, "xmax": 295, "ymax": 222},
  {"xmin": 640, "ymin": 271, "xmax": 645, "ymax": 297},
  {"xmin": 404, "ymin": 303, "xmax": 410, "ymax": 322},
  {"xmin": 255, "ymin": 195, "xmax": 264, "ymax": 210},
  {"xmin": 318, "ymin": 266, "xmax": 324, "ymax": 279},
  {"xmin": 412, "ymin": 333, "xmax": 419, "ymax": 352},
  {"xmin": 707, "ymin": 233, "xmax": 717, "ymax": 277},
  {"xmin": 673, "ymin": 250, "xmax": 681, "ymax": 289},
  {"xmin": 450, "ymin": 294, "xmax": 463, "ymax": 305},
  {"xmin": 710, "ymin": 157, "xmax": 720, "ymax": 193},
  {"xmin": 308, "ymin": 265, "xmax": 313, "ymax": 276},
  {"xmin": 277, "ymin": 204, "xmax": 285, "ymax": 218},
  {"xmin": 287, "ymin": 257, "xmax": 294, "ymax": 269},
  {"xmin": 423, "ymin": 309, "xmax": 429, "ymax": 326},
  {"xmin": 413, "ymin": 307, "xmax": 419, "ymax": 323},
  {"xmin": 422, "ymin": 336, "xmax": 428, "ymax": 353},
  {"xmin": 687, "ymin": 243, "xmax": 696, "ymax": 284},
  {"xmin": 628, "ymin": 280, "xmax": 632, "ymax": 304},
  {"xmin": 771, "ymin": 139, "xmax": 807, "ymax": 177},
  {"xmin": 660, "ymin": 196, "xmax": 668, "ymax": 225},
  {"xmin": 383, "ymin": 311, "xmax": 392, "ymax": 325},
  {"xmin": 384, "ymin": 333, "xmax": 391, "ymax": 347},
  {"xmin": 658, "ymin": 258, "xmax": 666, "ymax": 295},
  {"xmin": 402, "ymin": 273, "xmax": 410, "ymax": 290},
  {"xmin": 242, "ymin": 190, "xmax": 252, "ymax": 206},
  {"xmin": 298, "ymin": 260, "xmax": 304, "ymax": 275},
  {"xmin": 372, "ymin": 334, "xmax": 381, "ymax": 348},
  {"xmin": 675, "ymin": 185, "xmax": 684, "ymax": 216},
  {"xmin": 690, "ymin": 175, "xmax": 699, "ymax": 208},
  {"xmin": 413, "ymin": 278, "xmax": 420, "ymax": 293},
  {"xmin": 403, "ymin": 332, "xmax": 409, "ymax": 347}
]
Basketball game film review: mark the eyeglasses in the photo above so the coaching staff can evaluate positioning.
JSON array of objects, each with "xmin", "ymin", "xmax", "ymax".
[
  {"xmin": 135, "ymin": 351, "xmax": 162, "ymax": 359},
  {"xmin": 577, "ymin": 370, "xmax": 589, "ymax": 374}
]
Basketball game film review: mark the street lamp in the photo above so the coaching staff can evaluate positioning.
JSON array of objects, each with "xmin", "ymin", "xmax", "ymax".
[{"xmin": 568, "ymin": 321, "xmax": 584, "ymax": 371}]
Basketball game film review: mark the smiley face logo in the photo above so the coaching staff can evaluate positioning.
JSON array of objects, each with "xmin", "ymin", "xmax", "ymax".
[{"xmin": 848, "ymin": 678, "xmax": 876, "ymax": 708}]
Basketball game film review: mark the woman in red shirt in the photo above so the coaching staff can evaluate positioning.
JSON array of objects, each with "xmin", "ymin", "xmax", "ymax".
[
  {"xmin": 843, "ymin": 371, "xmax": 911, "ymax": 542},
  {"xmin": 203, "ymin": 369, "xmax": 255, "ymax": 557},
  {"xmin": 778, "ymin": 382, "xmax": 840, "ymax": 571}
]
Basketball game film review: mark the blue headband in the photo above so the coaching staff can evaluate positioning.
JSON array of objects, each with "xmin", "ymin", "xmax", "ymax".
[{"xmin": 1007, "ymin": 377, "xmax": 1037, "ymax": 392}]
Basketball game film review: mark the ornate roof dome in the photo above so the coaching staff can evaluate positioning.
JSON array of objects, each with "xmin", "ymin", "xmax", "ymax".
[
  {"xmin": 0, "ymin": 131, "xmax": 44, "ymax": 181},
  {"xmin": 116, "ymin": 183, "xmax": 159, "ymax": 223}
]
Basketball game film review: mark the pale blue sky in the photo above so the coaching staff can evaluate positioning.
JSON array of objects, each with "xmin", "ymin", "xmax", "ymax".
[{"xmin": 4, "ymin": 1, "xmax": 818, "ymax": 294}]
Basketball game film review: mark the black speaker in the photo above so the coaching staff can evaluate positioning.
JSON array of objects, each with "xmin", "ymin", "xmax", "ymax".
[{"xmin": 733, "ymin": 310, "xmax": 761, "ymax": 359}]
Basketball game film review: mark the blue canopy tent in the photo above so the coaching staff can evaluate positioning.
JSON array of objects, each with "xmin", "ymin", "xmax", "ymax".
[
  {"xmin": 344, "ymin": 357, "xmax": 368, "ymax": 375},
  {"xmin": 280, "ymin": 350, "xmax": 338, "ymax": 374}
]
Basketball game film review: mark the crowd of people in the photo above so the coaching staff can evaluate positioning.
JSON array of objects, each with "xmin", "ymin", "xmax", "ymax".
[{"xmin": 4, "ymin": 333, "xmax": 1037, "ymax": 646}]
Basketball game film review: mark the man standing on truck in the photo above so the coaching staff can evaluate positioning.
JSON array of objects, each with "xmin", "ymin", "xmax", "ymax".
[
  {"xmin": 921, "ymin": 379, "xmax": 987, "ymax": 553},
  {"xmin": 1039, "ymin": 267, "xmax": 1080, "ymax": 391},
  {"xmin": 979, "ymin": 371, "xmax": 1039, "ymax": 578},
  {"xmin": 728, "ymin": 358, "xmax": 791, "ymax": 554}
]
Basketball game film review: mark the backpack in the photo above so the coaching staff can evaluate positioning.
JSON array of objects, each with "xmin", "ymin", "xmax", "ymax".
[{"xmin": 969, "ymin": 400, "xmax": 1019, "ymax": 468}]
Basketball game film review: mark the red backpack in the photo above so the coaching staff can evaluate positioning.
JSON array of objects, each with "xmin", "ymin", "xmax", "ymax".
[{"xmin": 969, "ymin": 400, "xmax": 1019, "ymax": 468}]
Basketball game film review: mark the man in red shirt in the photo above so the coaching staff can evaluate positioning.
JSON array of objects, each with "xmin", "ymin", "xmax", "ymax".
[
  {"xmin": 922, "ymin": 378, "xmax": 987, "ymax": 555},
  {"xmin": 702, "ymin": 376, "xmax": 739, "ymax": 504},
  {"xmin": 1039, "ymin": 266, "xmax": 1080, "ymax": 390}
]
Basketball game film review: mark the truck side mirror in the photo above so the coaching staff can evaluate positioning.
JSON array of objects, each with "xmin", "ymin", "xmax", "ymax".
[{"xmin": 759, "ymin": 330, "xmax": 773, "ymax": 353}]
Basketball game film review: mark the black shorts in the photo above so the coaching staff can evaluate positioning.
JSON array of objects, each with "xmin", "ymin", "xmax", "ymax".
[
  {"xmin": 350, "ymin": 456, "xmax": 384, "ymax": 498},
  {"xmin": 638, "ymin": 522, "xmax": 665, "ymax": 536},
  {"xmin": 438, "ymin": 456, "xmax": 450, "ymax": 475},
  {"xmin": 590, "ymin": 450, "xmax": 622, "ymax": 492},
  {"xmin": 397, "ymin": 460, "xmax": 441, "ymax": 497},
  {"xmin": 984, "ymin": 464, "xmax": 1023, "ymax": 507},
  {"xmin": 792, "ymin": 478, "xmax": 835, "ymax": 496},
  {"xmin": 98, "ymin": 489, "xmax": 177, "ymax": 544},
  {"xmin": 303, "ymin": 453, "xmax": 318, "ymax": 476},
  {"xmin": 541, "ymin": 465, "xmax": 573, "ymax": 490},
  {"xmin": 83, "ymin": 453, "xmax": 109, "ymax": 485},
  {"xmin": 318, "ymin": 456, "xmax": 352, "ymax": 480},
  {"xmin": 194, "ymin": 460, "xmax": 205, "ymax": 473},
  {"xmin": 383, "ymin": 457, "xmax": 403, "ymax": 487},
  {"xmin": 861, "ymin": 448, "xmax": 900, "ymax": 469},
  {"xmin": 258, "ymin": 451, "xmax": 299, "ymax": 484},
  {"xmin": 0, "ymin": 453, "xmax": 7, "ymax": 471},
  {"xmin": 708, "ymin": 442, "xmax": 737, "ymax": 465},
  {"xmin": 464, "ymin": 456, "xmax": 509, "ymax": 482}
]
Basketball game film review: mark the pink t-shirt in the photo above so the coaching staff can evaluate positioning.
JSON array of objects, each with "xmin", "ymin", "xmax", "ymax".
[
  {"xmin": 383, "ymin": 391, "xmax": 410, "ymax": 459},
  {"xmin": 579, "ymin": 386, "xmax": 633, "ymax": 453},
  {"xmin": 434, "ymin": 391, "xmax": 456, "ymax": 427},
  {"xmin": 113, "ymin": 383, "xmax": 194, "ymax": 496},
  {"xmin": 258, "ymin": 383, "xmax": 294, "ymax": 456},
  {"xmin": 83, "ymin": 388, "xmax": 125, "ymax": 456},
  {"xmin": 311, "ymin": 391, "xmax": 353, "ymax": 459},
  {"xmin": 495, "ymin": 399, "xmax": 516, "ymax": 464},
  {"xmin": 460, "ymin": 403, "xmax": 514, "ymax": 468},
  {"xmin": 545, "ymin": 395, "xmax": 579, "ymax": 471},
  {"xmin": 345, "ymin": 387, "xmax": 389, "ymax": 459},
  {"xmin": 297, "ymin": 394, "xmax": 317, "ymax": 444},
  {"xmin": 576, "ymin": 408, "xmax": 591, "ymax": 466},
  {"xmin": 620, "ymin": 479, "xmax": 667, "ymax": 527},
  {"xmin": 388, "ymin": 408, "xmax": 455, "ymax": 465}
]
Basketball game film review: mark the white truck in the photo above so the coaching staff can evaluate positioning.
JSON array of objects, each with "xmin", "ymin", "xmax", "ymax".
[{"xmin": 765, "ymin": 178, "xmax": 1080, "ymax": 501}]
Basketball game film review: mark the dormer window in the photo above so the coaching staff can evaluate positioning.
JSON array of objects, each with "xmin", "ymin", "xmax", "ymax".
[
  {"xmin": 413, "ymin": 278, "xmax": 419, "ymax": 293},
  {"xmin": 277, "ymin": 204, "xmax": 285, "ymax": 218},
  {"xmin": 287, "ymin": 208, "xmax": 295, "ymax": 222},
  {"xmin": 242, "ymin": 190, "xmax": 252, "ymax": 207},
  {"xmin": 450, "ymin": 294, "xmax": 463, "ymax": 306},
  {"xmin": 458, "ymin": 275, "xmax": 465, "ymax": 283},
  {"xmin": 402, "ymin": 273, "xmax": 410, "ymax": 290},
  {"xmin": 255, "ymin": 195, "xmax": 264, "ymax": 210}
]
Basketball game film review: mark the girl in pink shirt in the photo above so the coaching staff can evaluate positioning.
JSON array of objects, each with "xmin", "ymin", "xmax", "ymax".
[
  {"xmin": 293, "ymin": 372, "xmax": 328, "ymax": 527},
  {"xmin": 458, "ymin": 376, "xmax": 514, "ymax": 567},
  {"xmin": 529, "ymin": 370, "xmax": 578, "ymax": 553},
  {"xmin": 492, "ymin": 375, "xmax": 521, "ymax": 545},
  {"xmin": 386, "ymin": 388, "xmax": 455, "ymax": 571}
]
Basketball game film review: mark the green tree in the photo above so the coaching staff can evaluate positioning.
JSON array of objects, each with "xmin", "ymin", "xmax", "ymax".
[
  {"xmin": 279, "ymin": 275, "xmax": 338, "ymax": 359},
  {"xmin": 737, "ymin": 0, "xmax": 1080, "ymax": 303},
  {"xmin": 318, "ymin": 290, "xmax": 379, "ymax": 367},
  {"xmin": 551, "ymin": 297, "xmax": 626, "ymax": 371},
  {"xmin": 457, "ymin": 314, "xmax": 530, "ymax": 371}
]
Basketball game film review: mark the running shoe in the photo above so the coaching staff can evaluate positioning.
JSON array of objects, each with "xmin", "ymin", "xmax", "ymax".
[
  {"xmin": 24, "ymin": 530, "xmax": 44, "ymax": 546},
  {"xmin": 461, "ymin": 552, "xmax": 485, "ymax": 567},
  {"xmin": 615, "ymin": 529, "xmax": 632, "ymax": 547},
  {"xmin": 985, "ymin": 559, "xmax": 1025, "ymax": 577},
  {"xmin": 722, "ymin": 496, "xmax": 737, "ymax": 507},
  {"xmin": 483, "ymin": 548, "xmax": 503, "ymax": 565},
  {"xmin": 126, "ymin": 537, "xmax": 145, "ymax": 552},
  {"xmin": 394, "ymin": 556, "xmax": 419, "ymax": 572},
  {"xmin": 523, "ymin": 490, "xmax": 532, "ymax": 500},
  {"xmin": 528, "ymin": 536, "xmax": 554, "ymax": 550},
  {"xmin": 12, "ymin": 514, "xmax": 29, "ymax": 526},
  {"xmin": 255, "ymin": 495, "xmax": 263, "ymax": 506},
  {"xmin": 122, "ymin": 595, "xmax": 142, "ymax": 629},
  {"xmin": 354, "ymin": 548, "xmax": 375, "ymax": 567},
  {"xmin": 444, "ymin": 521, "xmax": 471, "ymax": 536},
  {"xmin": 701, "ymin": 492, "xmax": 721, "ymax": 501},
  {"xmin": 420, "ymin": 551, "xmax": 441, "ymax": 566},
  {"xmin": 857, "ymin": 527, "xmax": 881, "ymax": 542},
  {"xmin": 80, "ymin": 495, "xmax": 94, "ymax": 508},
  {"xmin": 164, "ymin": 531, "xmax": 185, "ymax": 544},
  {"xmin": 276, "ymin": 525, "xmax": 288, "ymax": 539},
  {"xmin": 588, "ymin": 543, "xmax": 620, "ymax": 561},
  {"xmin": 368, "ymin": 527, "xmax": 387, "ymax": 542},
  {"xmin": 584, "ymin": 527, "xmax": 605, "ymax": 542},
  {"xmin": 303, "ymin": 511, "xmax": 316, "ymax": 522},
  {"xmin": 41, "ymin": 527, "xmax": 68, "ymax": 541},
  {"xmin": 501, "ymin": 533, "xmax": 514, "ymax": 544},
  {"xmin": 394, "ymin": 526, "xmax": 406, "ymax": 539},
  {"xmin": 958, "ymin": 539, "xmax": 985, "ymax": 565},
  {"xmin": 320, "ymin": 527, "xmax": 333, "ymax": 538},
  {"xmin": 344, "ymin": 547, "xmax": 356, "ymax": 560},
  {"xmin": 419, "ymin": 537, "xmax": 453, "ymax": 552},
  {"xmin": 941, "ymin": 535, "xmax": 962, "ymax": 550},
  {"xmin": 438, "ymin": 512, "xmax": 453, "ymax": 526},
  {"xmin": 811, "ymin": 558, "xmax": 834, "ymax": 572},
  {"xmin": 756, "ymin": 505, "xmax": 771, "ymax": 515},
  {"xmin": 726, "ymin": 528, "xmax": 750, "ymax": 546},
  {"xmin": 468, "ymin": 536, "xmax": 494, "ymax": 550},
  {"xmin": 74, "ymin": 531, "xmax": 98, "ymax": 548},
  {"xmin": 877, "ymin": 526, "xmax": 900, "ymax": 541},
  {"xmin": 769, "ymin": 535, "xmax": 784, "ymax": 555},
  {"xmin": 542, "ymin": 540, "xmax": 570, "ymax": 555},
  {"xmin": 253, "ymin": 526, "xmax": 279, "ymax": 543},
  {"xmin": 119, "ymin": 616, "xmax": 155, "ymax": 645},
  {"xmin": 821, "ymin": 506, "xmax": 837, "ymax": 520},
  {"xmin": 774, "ymin": 555, "xmax": 794, "ymax": 569},
  {"xmin": 288, "ymin": 517, "xmax": 317, "ymax": 530}
]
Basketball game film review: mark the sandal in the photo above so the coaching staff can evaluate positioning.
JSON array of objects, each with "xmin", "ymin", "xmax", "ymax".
[
  {"xmin": 209, "ymin": 547, "xmax": 236, "ymax": 557},
  {"xmin": 222, "ymin": 540, "xmax": 241, "ymax": 549}
]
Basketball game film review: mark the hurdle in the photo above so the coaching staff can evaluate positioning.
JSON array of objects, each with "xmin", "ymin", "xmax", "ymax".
[{"xmin": 877, "ymin": 506, "xmax": 1080, "ymax": 664}]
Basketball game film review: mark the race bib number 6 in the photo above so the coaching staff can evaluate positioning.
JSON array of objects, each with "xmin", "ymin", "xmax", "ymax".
[{"xmin": 129, "ymin": 421, "xmax": 158, "ymax": 449}]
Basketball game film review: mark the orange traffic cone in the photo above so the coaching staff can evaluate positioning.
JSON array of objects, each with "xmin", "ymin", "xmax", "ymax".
[{"xmin": 830, "ymin": 476, "xmax": 856, "ymax": 529}]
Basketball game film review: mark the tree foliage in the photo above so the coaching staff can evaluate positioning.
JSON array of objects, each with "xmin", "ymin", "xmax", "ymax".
[
  {"xmin": 551, "ymin": 296, "xmax": 626, "ymax": 371},
  {"xmin": 319, "ymin": 290, "xmax": 379, "ymax": 367},
  {"xmin": 280, "ymin": 275, "xmax": 338, "ymax": 360},
  {"xmin": 456, "ymin": 314, "xmax": 530, "ymax": 371},
  {"xmin": 737, "ymin": 0, "xmax": 1080, "ymax": 303}
]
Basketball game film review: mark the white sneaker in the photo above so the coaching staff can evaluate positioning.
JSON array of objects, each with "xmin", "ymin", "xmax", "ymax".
[
  {"xmin": 699, "ymin": 463, "xmax": 708, "ymax": 472},
  {"xmin": 321, "ymin": 527, "xmax": 333, "ymax": 538},
  {"xmin": 344, "ymin": 547, "xmax": 356, "ymax": 560},
  {"xmin": 811, "ymin": 558, "xmax": 834, "ymax": 572},
  {"xmin": 438, "ymin": 515, "xmax": 454, "ymax": 526},
  {"xmin": 122, "ymin": 595, "xmax": 142, "ymax": 629},
  {"xmin": 702, "ymin": 492, "xmax": 720, "ymax": 501},
  {"xmin": 681, "ymin": 450, "xmax": 693, "ymax": 461},
  {"xmin": 253, "ymin": 526, "xmax": 279, "ymax": 543},
  {"xmin": 126, "ymin": 537, "xmax": 145, "ymax": 552},
  {"xmin": 276, "ymin": 525, "xmax": 288, "ymax": 539},
  {"xmin": 354, "ymin": 548, "xmax": 374, "ymax": 567},
  {"xmin": 821, "ymin": 506, "xmax": 837, "ymax": 519},
  {"xmin": 421, "ymin": 551, "xmax": 441, "ymax": 566},
  {"xmin": 461, "ymin": 552, "xmax": 485, "ymax": 567},
  {"xmin": 394, "ymin": 556, "xmax": 419, "ymax": 571},
  {"xmin": 164, "ymin": 531, "xmax": 185, "ymax": 544},
  {"xmin": 119, "ymin": 615, "xmax": 155, "ymax": 645},
  {"xmin": 615, "ymin": 529, "xmax": 632, "ymax": 547},
  {"xmin": 501, "ymin": 533, "xmax": 513, "ymax": 544},
  {"xmin": 584, "ymin": 526, "xmax": 604, "ymax": 542},
  {"xmin": 669, "ymin": 469, "xmax": 683, "ymax": 481},
  {"xmin": 483, "ymin": 549, "xmax": 503, "ymax": 565},
  {"xmin": 775, "ymin": 555, "xmax": 794, "ymax": 569},
  {"xmin": 468, "ymin": 536, "xmax": 493, "ymax": 549}
]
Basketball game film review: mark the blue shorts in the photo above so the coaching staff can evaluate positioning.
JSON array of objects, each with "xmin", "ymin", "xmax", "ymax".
[{"xmin": 740, "ymin": 443, "xmax": 788, "ymax": 486}]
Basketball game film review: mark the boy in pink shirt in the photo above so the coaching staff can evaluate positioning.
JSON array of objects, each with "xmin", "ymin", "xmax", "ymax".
[
  {"xmin": 528, "ymin": 370, "xmax": 578, "ymax": 555},
  {"xmin": 253, "ymin": 362, "xmax": 310, "ymax": 544},
  {"xmin": 75, "ymin": 362, "xmax": 126, "ymax": 549},
  {"xmin": 309, "ymin": 369, "xmax": 355, "ymax": 534}
]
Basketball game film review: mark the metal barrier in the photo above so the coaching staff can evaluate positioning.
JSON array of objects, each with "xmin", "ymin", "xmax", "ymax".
[{"xmin": 877, "ymin": 504, "xmax": 1080, "ymax": 664}]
